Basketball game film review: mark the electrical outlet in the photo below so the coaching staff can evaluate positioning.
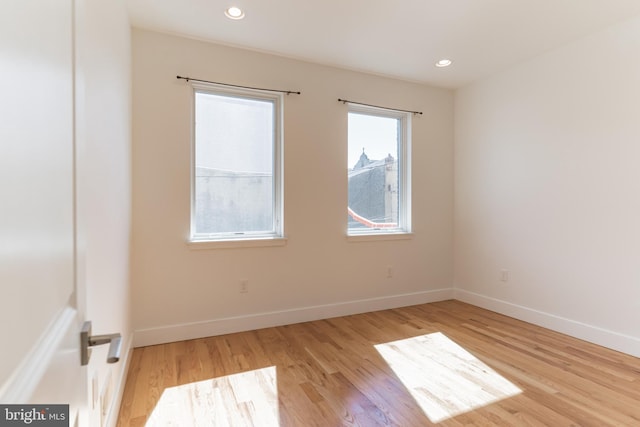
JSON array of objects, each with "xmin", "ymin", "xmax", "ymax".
[
  {"xmin": 240, "ymin": 279, "xmax": 249, "ymax": 293},
  {"xmin": 500, "ymin": 269, "xmax": 509, "ymax": 282},
  {"xmin": 387, "ymin": 265, "xmax": 393, "ymax": 278}
]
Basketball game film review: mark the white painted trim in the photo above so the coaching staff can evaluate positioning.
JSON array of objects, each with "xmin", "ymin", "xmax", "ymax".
[
  {"xmin": 104, "ymin": 333, "xmax": 134, "ymax": 427},
  {"xmin": 187, "ymin": 236, "xmax": 288, "ymax": 250},
  {"xmin": 134, "ymin": 288, "xmax": 454, "ymax": 347},
  {"xmin": 454, "ymin": 289, "xmax": 640, "ymax": 358},
  {"xmin": 346, "ymin": 233, "xmax": 414, "ymax": 242},
  {"xmin": 0, "ymin": 306, "xmax": 76, "ymax": 403}
]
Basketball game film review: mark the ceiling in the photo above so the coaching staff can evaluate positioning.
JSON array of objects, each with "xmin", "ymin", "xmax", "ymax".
[{"xmin": 127, "ymin": 1, "xmax": 640, "ymax": 88}]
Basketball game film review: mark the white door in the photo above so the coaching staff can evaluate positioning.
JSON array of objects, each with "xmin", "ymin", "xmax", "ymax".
[{"xmin": 1, "ymin": 0, "xmax": 90, "ymax": 425}]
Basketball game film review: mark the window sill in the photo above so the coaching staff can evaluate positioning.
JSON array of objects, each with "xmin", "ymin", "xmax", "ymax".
[
  {"xmin": 346, "ymin": 232, "xmax": 414, "ymax": 243},
  {"xmin": 187, "ymin": 236, "xmax": 288, "ymax": 250}
]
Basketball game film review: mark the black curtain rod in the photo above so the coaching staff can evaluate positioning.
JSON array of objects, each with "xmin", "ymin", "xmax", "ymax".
[
  {"xmin": 177, "ymin": 75, "xmax": 301, "ymax": 95},
  {"xmin": 338, "ymin": 98, "xmax": 422, "ymax": 115}
]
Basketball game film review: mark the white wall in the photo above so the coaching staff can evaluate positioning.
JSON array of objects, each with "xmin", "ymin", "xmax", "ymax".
[
  {"xmin": 76, "ymin": 1, "xmax": 132, "ymax": 424},
  {"xmin": 131, "ymin": 29, "xmax": 454, "ymax": 345},
  {"xmin": 455, "ymin": 16, "xmax": 640, "ymax": 356}
]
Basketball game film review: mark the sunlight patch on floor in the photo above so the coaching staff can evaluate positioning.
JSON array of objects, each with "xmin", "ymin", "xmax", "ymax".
[
  {"xmin": 146, "ymin": 366, "xmax": 279, "ymax": 427},
  {"xmin": 375, "ymin": 332, "xmax": 522, "ymax": 423}
]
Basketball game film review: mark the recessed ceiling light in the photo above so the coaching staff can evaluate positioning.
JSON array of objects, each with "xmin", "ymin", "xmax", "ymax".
[
  {"xmin": 435, "ymin": 59, "xmax": 452, "ymax": 68},
  {"xmin": 225, "ymin": 6, "xmax": 245, "ymax": 20}
]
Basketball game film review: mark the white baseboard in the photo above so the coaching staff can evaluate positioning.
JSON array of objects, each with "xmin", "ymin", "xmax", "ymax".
[
  {"xmin": 133, "ymin": 288, "xmax": 454, "ymax": 347},
  {"xmin": 454, "ymin": 289, "xmax": 640, "ymax": 358},
  {"xmin": 105, "ymin": 333, "xmax": 134, "ymax": 427}
]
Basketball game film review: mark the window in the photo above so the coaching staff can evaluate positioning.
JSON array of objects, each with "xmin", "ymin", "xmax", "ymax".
[
  {"xmin": 191, "ymin": 83, "xmax": 283, "ymax": 241},
  {"xmin": 347, "ymin": 105, "xmax": 411, "ymax": 235}
]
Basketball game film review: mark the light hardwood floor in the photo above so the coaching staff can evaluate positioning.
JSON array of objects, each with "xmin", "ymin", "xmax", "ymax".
[{"xmin": 117, "ymin": 300, "xmax": 640, "ymax": 426}]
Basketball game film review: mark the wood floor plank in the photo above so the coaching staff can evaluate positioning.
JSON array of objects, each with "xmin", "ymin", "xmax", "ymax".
[{"xmin": 117, "ymin": 301, "xmax": 640, "ymax": 426}]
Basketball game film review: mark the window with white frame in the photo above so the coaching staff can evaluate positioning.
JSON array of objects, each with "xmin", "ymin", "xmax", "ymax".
[
  {"xmin": 191, "ymin": 83, "xmax": 283, "ymax": 241},
  {"xmin": 347, "ymin": 105, "xmax": 411, "ymax": 234}
]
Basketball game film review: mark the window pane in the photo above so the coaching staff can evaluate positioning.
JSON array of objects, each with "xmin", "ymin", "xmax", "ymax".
[
  {"xmin": 194, "ymin": 91, "xmax": 275, "ymax": 235},
  {"xmin": 348, "ymin": 112, "xmax": 400, "ymax": 230}
]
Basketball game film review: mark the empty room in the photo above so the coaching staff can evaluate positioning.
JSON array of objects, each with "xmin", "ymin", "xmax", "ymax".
[{"xmin": 2, "ymin": 1, "xmax": 639, "ymax": 426}]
